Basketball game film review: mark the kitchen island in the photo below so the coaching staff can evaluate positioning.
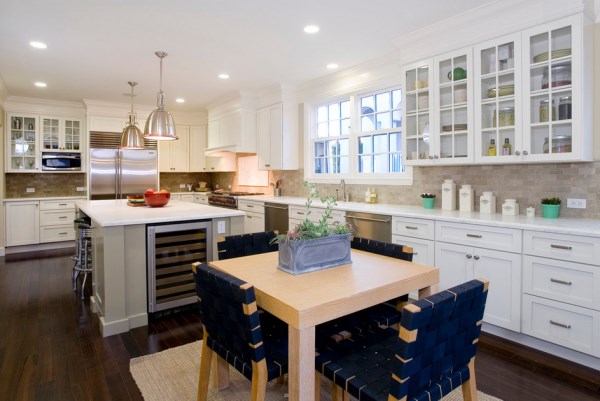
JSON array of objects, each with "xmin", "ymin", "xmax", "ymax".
[{"xmin": 76, "ymin": 199, "xmax": 245, "ymax": 336}]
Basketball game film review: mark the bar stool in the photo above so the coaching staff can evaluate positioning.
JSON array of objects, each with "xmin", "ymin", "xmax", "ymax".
[{"xmin": 72, "ymin": 217, "xmax": 92, "ymax": 300}]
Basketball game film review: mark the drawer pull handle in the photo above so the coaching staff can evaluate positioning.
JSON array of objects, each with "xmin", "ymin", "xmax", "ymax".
[
  {"xmin": 473, "ymin": 255, "xmax": 480, "ymax": 260},
  {"xmin": 59, "ymin": 232, "xmax": 68, "ymax": 235},
  {"xmin": 550, "ymin": 278, "xmax": 572, "ymax": 286},
  {"xmin": 59, "ymin": 216, "xmax": 68, "ymax": 219},
  {"xmin": 405, "ymin": 226, "xmax": 418, "ymax": 230},
  {"xmin": 246, "ymin": 205, "xmax": 253, "ymax": 208},
  {"xmin": 58, "ymin": 203, "xmax": 67, "ymax": 206},
  {"xmin": 550, "ymin": 244, "xmax": 572, "ymax": 250},
  {"xmin": 413, "ymin": 252, "xmax": 418, "ymax": 255},
  {"xmin": 296, "ymin": 211, "xmax": 304, "ymax": 215},
  {"xmin": 466, "ymin": 254, "xmax": 472, "ymax": 259},
  {"xmin": 247, "ymin": 216, "xmax": 252, "ymax": 219},
  {"xmin": 549, "ymin": 320, "xmax": 571, "ymax": 329},
  {"xmin": 466, "ymin": 234, "xmax": 482, "ymax": 238}
]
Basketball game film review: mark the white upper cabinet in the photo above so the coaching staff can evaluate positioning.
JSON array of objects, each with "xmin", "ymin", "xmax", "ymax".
[
  {"xmin": 474, "ymin": 33, "xmax": 522, "ymax": 163},
  {"xmin": 206, "ymin": 107, "xmax": 256, "ymax": 154},
  {"xmin": 158, "ymin": 125, "xmax": 189, "ymax": 172},
  {"xmin": 189, "ymin": 125, "xmax": 207, "ymax": 172},
  {"xmin": 41, "ymin": 116, "xmax": 83, "ymax": 152},
  {"xmin": 6, "ymin": 113, "xmax": 39, "ymax": 172}
]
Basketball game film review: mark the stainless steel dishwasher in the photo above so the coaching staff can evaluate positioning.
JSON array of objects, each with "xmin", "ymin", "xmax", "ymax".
[
  {"xmin": 264, "ymin": 203, "xmax": 289, "ymax": 234},
  {"xmin": 345, "ymin": 212, "xmax": 392, "ymax": 242}
]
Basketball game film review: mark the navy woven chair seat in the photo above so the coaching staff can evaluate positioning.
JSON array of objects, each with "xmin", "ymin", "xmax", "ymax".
[
  {"xmin": 316, "ymin": 279, "xmax": 489, "ymax": 401},
  {"xmin": 217, "ymin": 231, "xmax": 278, "ymax": 260},
  {"xmin": 192, "ymin": 262, "xmax": 288, "ymax": 401}
]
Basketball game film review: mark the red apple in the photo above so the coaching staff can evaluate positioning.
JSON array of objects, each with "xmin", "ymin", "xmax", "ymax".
[
  {"xmin": 144, "ymin": 188, "xmax": 155, "ymax": 195},
  {"xmin": 159, "ymin": 189, "xmax": 169, "ymax": 194}
]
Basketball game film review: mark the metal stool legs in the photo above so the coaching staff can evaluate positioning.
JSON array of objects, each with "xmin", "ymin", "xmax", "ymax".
[{"xmin": 72, "ymin": 218, "xmax": 92, "ymax": 300}]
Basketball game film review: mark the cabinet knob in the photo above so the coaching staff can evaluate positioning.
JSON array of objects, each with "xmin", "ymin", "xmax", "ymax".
[
  {"xmin": 265, "ymin": 164, "xmax": 270, "ymax": 167},
  {"xmin": 466, "ymin": 254, "xmax": 472, "ymax": 259},
  {"xmin": 428, "ymin": 156, "xmax": 434, "ymax": 159},
  {"xmin": 523, "ymin": 151, "xmax": 529, "ymax": 156},
  {"xmin": 515, "ymin": 151, "xmax": 521, "ymax": 156},
  {"xmin": 474, "ymin": 255, "xmax": 480, "ymax": 260},
  {"xmin": 433, "ymin": 155, "xmax": 439, "ymax": 159}
]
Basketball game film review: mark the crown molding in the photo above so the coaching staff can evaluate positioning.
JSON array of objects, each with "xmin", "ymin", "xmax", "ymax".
[{"xmin": 4, "ymin": 96, "xmax": 85, "ymax": 115}]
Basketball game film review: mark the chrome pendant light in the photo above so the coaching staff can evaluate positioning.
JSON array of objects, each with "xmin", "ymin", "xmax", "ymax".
[
  {"xmin": 144, "ymin": 51, "xmax": 177, "ymax": 140},
  {"xmin": 120, "ymin": 81, "xmax": 145, "ymax": 149}
]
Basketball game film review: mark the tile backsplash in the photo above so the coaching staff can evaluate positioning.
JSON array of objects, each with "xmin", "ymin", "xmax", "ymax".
[
  {"xmin": 218, "ymin": 161, "xmax": 600, "ymax": 219},
  {"xmin": 5, "ymin": 173, "xmax": 87, "ymax": 198}
]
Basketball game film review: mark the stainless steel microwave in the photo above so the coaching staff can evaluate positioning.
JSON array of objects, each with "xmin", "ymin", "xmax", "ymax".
[{"xmin": 41, "ymin": 152, "xmax": 82, "ymax": 171}]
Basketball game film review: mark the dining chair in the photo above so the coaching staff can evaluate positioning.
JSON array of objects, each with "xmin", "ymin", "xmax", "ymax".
[
  {"xmin": 316, "ymin": 278, "xmax": 489, "ymax": 401},
  {"xmin": 217, "ymin": 231, "xmax": 278, "ymax": 260},
  {"xmin": 192, "ymin": 262, "xmax": 288, "ymax": 401}
]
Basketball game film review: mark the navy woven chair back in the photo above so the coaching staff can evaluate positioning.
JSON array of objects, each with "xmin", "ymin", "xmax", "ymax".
[
  {"xmin": 391, "ymin": 279, "xmax": 489, "ymax": 400},
  {"xmin": 192, "ymin": 263, "xmax": 288, "ymax": 383},
  {"xmin": 217, "ymin": 231, "xmax": 278, "ymax": 260},
  {"xmin": 316, "ymin": 279, "xmax": 489, "ymax": 401},
  {"xmin": 351, "ymin": 236, "xmax": 413, "ymax": 262}
]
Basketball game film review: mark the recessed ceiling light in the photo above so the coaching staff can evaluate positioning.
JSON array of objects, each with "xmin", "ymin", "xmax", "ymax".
[
  {"xmin": 304, "ymin": 25, "xmax": 319, "ymax": 34},
  {"xmin": 327, "ymin": 63, "xmax": 339, "ymax": 70},
  {"xmin": 175, "ymin": 98, "xmax": 185, "ymax": 103},
  {"xmin": 34, "ymin": 82, "xmax": 47, "ymax": 87},
  {"xmin": 30, "ymin": 41, "xmax": 47, "ymax": 49},
  {"xmin": 218, "ymin": 74, "xmax": 230, "ymax": 80}
]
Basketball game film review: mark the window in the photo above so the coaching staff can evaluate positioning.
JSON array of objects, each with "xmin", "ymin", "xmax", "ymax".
[
  {"xmin": 313, "ymin": 100, "xmax": 350, "ymax": 174},
  {"xmin": 308, "ymin": 86, "xmax": 411, "ymax": 183},
  {"xmin": 358, "ymin": 89, "xmax": 403, "ymax": 174}
]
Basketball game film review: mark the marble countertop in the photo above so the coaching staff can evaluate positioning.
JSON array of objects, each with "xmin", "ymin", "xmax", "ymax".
[
  {"xmin": 241, "ymin": 195, "xmax": 600, "ymax": 237},
  {"xmin": 4, "ymin": 196, "xmax": 87, "ymax": 202},
  {"xmin": 76, "ymin": 199, "xmax": 245, "ymax": 227}
]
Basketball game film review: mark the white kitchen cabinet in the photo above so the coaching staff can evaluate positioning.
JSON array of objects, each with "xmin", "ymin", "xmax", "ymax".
[
  {"xmin": 88, "ymin": 115, "xmax": 126, "ymax": 133},
  {"xmin": 194, "ymin": 193, "xmax": 209, "ymax": 205},
  {"xmin": 257, "ymin": 102, "xmax": 299, "ymax": 170},
  {"xmin": 520, "ymin": 15, "xmax": 592, "ymax": 162},
  {"xmin": 40, "ymin": 116, "xmax": 82, "ymax": 152},
  {"xmin": 403, "ymin": 48, "xmax": 474, "ymax": 165},
  {"xmin": 435, "ymin": 241, "xmax": 521, "ymax": 331},
  {"xmin": 180, "ymin": 194, "xmax": 194, "ymax": 203},
  {"xmin": 435, "ymin": 221, "xmax": 522, "ymax": 331},
  {"xmin": 6, "ymin": 113, "xmax": 39, "ymax": 172},
  {"xmin": 189, "ymin": 125, "xmax": 207, "ymax": 172},
  {"xmin": 522, "ymin": 229, "xmax": 600, "ymax": 355},
  {"xmin": 392, "ymin": 235, "xmax": 434, "ymax": 266},
  {"xmin": 239, "ymin": 200, "xmax": 265, "ymax": 234},
  {"xmin": 5, "ymin": 201, "xmax": 40, "ymax": 246},
  {"xmin": 206, "ymin": 107, "xmax": 256, "ymax": 153},
  {"xmin": 39, "ymin": 200, "xmax": 77, "ymax": 242},
  {"xmin": 158, "ymin": 125, "xmax": 189, "ymax": 172}
]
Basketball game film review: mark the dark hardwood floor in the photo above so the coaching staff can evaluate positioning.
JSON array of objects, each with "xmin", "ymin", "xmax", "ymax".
[{"xmin": 0, "ymin": 252, "xmax": 599, "ymax": 401}]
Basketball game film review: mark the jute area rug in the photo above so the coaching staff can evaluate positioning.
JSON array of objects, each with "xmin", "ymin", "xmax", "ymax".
[{"xmin": 130, "ymin": 341, "xmax": 502, "ymax": 401}]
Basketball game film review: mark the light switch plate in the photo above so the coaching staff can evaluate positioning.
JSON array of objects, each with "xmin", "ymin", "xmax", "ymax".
[
  {"xmin": 179, "ymin": 184, "xmax": 185, "ymax": 188},
  {"xmin": 76, "ymin": 186, "xmax": 86, "ymax": 192},
  {"xmin": 26, "ymin": 187, "xmax": 35, "ymax": 193},
  {"xmin": 217, "ymin": 220, "xmax": 226, "ymax": 234}
]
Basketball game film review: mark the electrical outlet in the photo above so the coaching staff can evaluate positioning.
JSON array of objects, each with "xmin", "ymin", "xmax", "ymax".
[
  {"xmin": 566, "ymin": 198, "xmax": 586, "ymax": 209},
  {"xmin": 215, "ymin": 184, "xmax": 219, "ymax": 189},
  {"xmin": 227, "ymin": 184, "xmax": 232, "ymax": 189},
  {"xmin": 26, "ymin": 187, "xmax": 35, "ymax": 193},
  {"xmin": 76, "ymin": 186, "xmax": 86, "ymax": 192},
  {"xmin": 217, "ymin": 220, "xmax": 226, "ymax": 234},
  {"xmin": 179, "ymin": 184, "xmax": 185, "ymax": 188}
]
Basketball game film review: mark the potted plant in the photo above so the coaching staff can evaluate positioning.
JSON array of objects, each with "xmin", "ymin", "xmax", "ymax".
[
  {"xmin": 272, "ymin": 182, "xmax": 353, "ymax": 274},
  {"xmin": 541, "ymin": 197, "xmax": 561, "ymax": 218},
  {"xmin": 420, "ymin": 193, "xmax": 436, "ymax": 209}
]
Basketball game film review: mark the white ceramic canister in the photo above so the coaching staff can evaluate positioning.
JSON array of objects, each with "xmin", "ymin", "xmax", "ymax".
[
  {"xmin": 502, "ymin": 199, "xmax": 519, "ymax": 216},
  {"xmin": 441, "ymin": 179, "xmax": 457, "ymax": 211},
  {"xmin": 459, "ymin": 184, "xmax": 474, "ymax": 212},
  {"xmin": 526, "ymin": 207, "xmax": 535, "ymax": 217},
  {"xmin": 480, "ymin": 191, "xmax": 496, "ymax": 214}
]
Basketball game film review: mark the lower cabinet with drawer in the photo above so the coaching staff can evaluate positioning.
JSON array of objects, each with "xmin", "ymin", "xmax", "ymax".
[
  {"xmin": 238, "ymin": 200, "xmax": 265, "ymax": 234},
  {"xmin": 288, "ymin": 205, "xmax": 344, "ymax": 229},
  {"xmin": 392, "ymin": 216, "xmax": 435, "ymax": 265},
  {"xmin": 39, "ymin": 200, "xmax": 78, "ymax": 243},
  {"xmin": 522, "ymin": 230, "xmax": 600, "ymax": 356},
  {"xmin": 435, "ymin": 222, "xmax": 522, "ymax": 332}
]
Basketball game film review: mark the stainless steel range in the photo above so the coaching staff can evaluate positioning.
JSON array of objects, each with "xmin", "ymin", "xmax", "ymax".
[{"xmin": 208, "ymin": 191, "xmax": 264, "ymax": 209}]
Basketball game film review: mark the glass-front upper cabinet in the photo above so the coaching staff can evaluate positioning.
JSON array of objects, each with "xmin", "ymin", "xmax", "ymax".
[
  {"xmin": 402, "ymin": 60, "xmax": 433, "ymax": 164},
  {"xmin": 433, "ymin": 48, "xmax": 473, "ymax": 163},
  {"xmin": 521, "ymin": 15, "xmax": 590, "ymax": 162},
  {"xmin": 41, "ymin": 117, "xmax": 82, "ymax": 151},
  {"xmin": 7, "ymin": 113, "xmax": 38, "ymax": 171},
  {"xmin": 474, "ymin": 33, "xmax": 522, "ymax": 163}
]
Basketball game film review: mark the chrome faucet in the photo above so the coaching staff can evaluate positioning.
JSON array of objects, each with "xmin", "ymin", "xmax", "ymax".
[{"xmin": 340, "ymin": 179, "xmax": 348, "ymax": 202}]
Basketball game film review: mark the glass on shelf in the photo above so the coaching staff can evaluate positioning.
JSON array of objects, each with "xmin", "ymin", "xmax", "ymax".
[{"xmin": 480, "ymin": 47, "xmax": 497, "ymax": 75}]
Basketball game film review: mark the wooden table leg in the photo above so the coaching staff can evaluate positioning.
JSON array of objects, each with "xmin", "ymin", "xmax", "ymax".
[
  {"xmin": 418, "ymin": 283, "xmax": 439, "ymax": 299},
  {"xmin": 288, "ymin": 325, "xmax": 315, "ymax": 401},
  {"xmin": 210, "ymin": 355, "xmax": 230, "ymax": 390}
]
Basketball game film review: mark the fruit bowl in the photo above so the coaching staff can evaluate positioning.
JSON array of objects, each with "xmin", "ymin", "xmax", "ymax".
[{"xmin": 144, "ymin": 192, "xmax": 170, "ymax": 207}]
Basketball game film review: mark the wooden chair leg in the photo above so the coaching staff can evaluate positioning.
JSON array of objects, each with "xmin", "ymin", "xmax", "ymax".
[
  {"xmin": 250, "ymin": 360, "xmax": 269, "ymax": 401},
  {"xmin": 332, "ymin": 383, "xmax": 345, "ymax": 401},
  {"xmin": 197, "ymin": 332, "xmax": 213, "ymax": 401},
  {"xmin": 461, "ymin": 358, "xmax": 478, "ymax": 401},
  {"xmin": 211, "ymin": 355, "xmax": 230, "ymax": 390},
  {"xmin": 314, "ymin": 372, "xmax": 320, "ymax": 401}
]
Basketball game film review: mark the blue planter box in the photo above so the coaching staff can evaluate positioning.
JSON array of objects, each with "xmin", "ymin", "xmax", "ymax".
[{"xmin": 277, "ymin": 233, "xmax": 352, "ymax": 275}]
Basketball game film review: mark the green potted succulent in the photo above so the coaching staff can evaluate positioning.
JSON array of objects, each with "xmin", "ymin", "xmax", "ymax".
[
  {"xmin": 540, "ymin": 197, "xmax": 561, "ymax": 218},
  {"xmin": 420, "ymin": 193, "xmax": 436, "ymax": 209},
  {"xmin": 272, "ymin": 181, "xmax": 353, "ymax": 274}
]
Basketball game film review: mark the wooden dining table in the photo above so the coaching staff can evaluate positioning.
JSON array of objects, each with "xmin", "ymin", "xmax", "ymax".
[{"xmin": 208, "ymin": 249, "xmax": 439, "ymax": 401}]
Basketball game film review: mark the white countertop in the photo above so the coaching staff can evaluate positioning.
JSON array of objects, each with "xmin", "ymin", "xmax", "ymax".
[
  {"xmin": 76, "ymin": 199, "xmax": 245, "ymax": 227},
  {"xmin": 242, "ymin": 195, "xmax": 600, "ymax": 237}
]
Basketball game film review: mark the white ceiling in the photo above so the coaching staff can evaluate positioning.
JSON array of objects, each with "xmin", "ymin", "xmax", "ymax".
[{"xmin": 0, "ymin": 0, "xmax": 497, "ymax": 111}]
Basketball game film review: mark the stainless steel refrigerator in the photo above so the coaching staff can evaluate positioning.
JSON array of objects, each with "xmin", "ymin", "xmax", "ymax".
[{"xmin": 90, "ymin": 148, "xmax": 158, "ymax": 200}]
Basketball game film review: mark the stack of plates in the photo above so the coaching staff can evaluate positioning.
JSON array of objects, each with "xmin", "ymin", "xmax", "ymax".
[
  {"xmin": 487, "ymin": 85, "xmax": 514, "ymax": 98},
  {"xmin": 442, "ymin": 124, "xmax": 467, "ymax": 132},
  {"xmin": 533, "ymin": 48, "xmax": 571, "ymax": 63}
]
